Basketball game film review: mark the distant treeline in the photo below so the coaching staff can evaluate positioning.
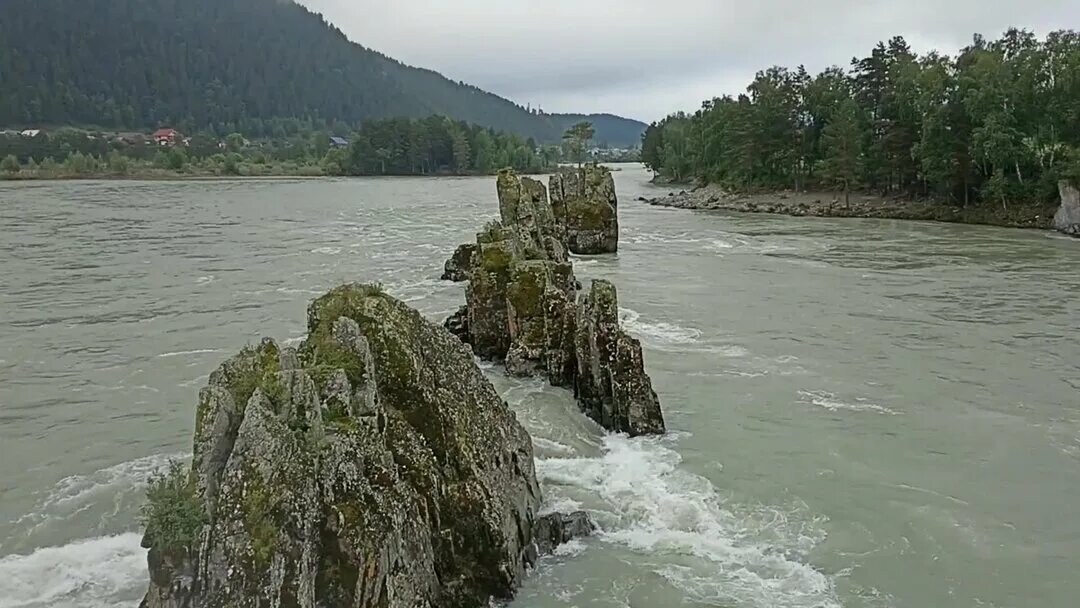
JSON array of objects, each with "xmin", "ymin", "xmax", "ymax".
[
  {"xmin": 0, "ymin": 116, "xmax": 560, "ymax": 179},
  {"xmin": 642, "ymin": 30, "xmax": 1080, "ymax": 206},
  {"xmin": 336, "ymin": 116, "xmax": 557, "ymax": 175}
]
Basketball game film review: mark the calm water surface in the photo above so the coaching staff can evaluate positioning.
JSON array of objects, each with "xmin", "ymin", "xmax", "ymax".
[{"xmin": 1, "ymin": 165, "xmax": 1078, "ymax": 608}]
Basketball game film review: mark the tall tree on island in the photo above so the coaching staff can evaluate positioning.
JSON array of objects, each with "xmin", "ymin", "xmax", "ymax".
[
  {"xmin": 821, "ymin": 98, "xmax": 863, "ymax": 207},
  {"xmin": 563, "ymin": 121, "xmax": 595, "ymax": 166}
]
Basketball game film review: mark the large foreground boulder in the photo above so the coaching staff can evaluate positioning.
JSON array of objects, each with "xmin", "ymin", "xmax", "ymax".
[
  {"xmin": 141, "ymin": 284, "xmax": 591, "ymax": 608},
  {"xmin": 549, "ymin": 165, "xmax": 619, "ymax": 254},
  {"xmin": 443, "ymin": 170, "xmax": 664, "ymax": 437},
  {"xmin": 1054, "ymin": 181, "xmax": 1080, "ymax": 237}
]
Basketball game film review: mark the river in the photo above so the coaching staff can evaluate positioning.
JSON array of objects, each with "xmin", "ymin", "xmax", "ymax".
[{"xmin": 1, "ymin": 165, "xmax": 1078, "ymax": 608}]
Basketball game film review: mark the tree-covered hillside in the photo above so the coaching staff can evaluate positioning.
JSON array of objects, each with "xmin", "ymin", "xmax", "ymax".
[
  {"xmin": 0, "ymin": 0, "xmax": 646, "ymax": 146},
  {"xmin": 643, "ymin": 30, "xmax": 1080, "ymax": 207}
]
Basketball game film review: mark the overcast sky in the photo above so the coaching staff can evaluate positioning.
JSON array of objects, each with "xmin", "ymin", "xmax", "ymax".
[{"xmin": 299, "ymin": 0, "xmax": 1080, "ymax": 123}]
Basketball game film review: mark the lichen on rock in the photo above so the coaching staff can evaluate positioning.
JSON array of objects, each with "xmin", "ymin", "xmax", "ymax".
[{"xmin": 142, "ymin": 284, "xmax": 591, "ymax": 608}]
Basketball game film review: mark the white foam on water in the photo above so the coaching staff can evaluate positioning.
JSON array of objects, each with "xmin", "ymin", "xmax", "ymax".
[
  {"xmin": 624, "ymin": 231, "xmax": 709, "ymax": 246},
  {"xmin": 383, "ymin": 277, "xmax": 448, "ymax": 304},
  {"xmin": 0, "ymin": 534, "xmax": 146, "ymax": 608},
  {"xmin": 40, "ymin": 453, "xmax": 186, "ymax": 513},
  {"xmin": 539, "ymin": 495, "xmax": 584, "ymax": 516},
  {"xmin": 156, "ymin": 348, "xmax": 221, "ymax": 359},
  {"xmin": 275, "ymin": 286, "xmax": 323, "ymax": 296},
  {"xmin": 177, "ymin": 373, "xmax": 211, "ymax": 388},
  {"xmin": 552, "ymin": 538, "xmax": 587, "ymax": 557},
  {"xmin": 536, "ymin": 434, "xmax": 840, "ymax": 608},
  {"xmin": 570, "ymin": 257, "xmax": 600, "ymax": 267},
  {"xmin": 309, "ymin": 246, "xmax": 342, "ymax": 255},
  {"xmin": 13, "ymin": 453, "xmax": 187, "ymax": 536},
  {"xmin": 619, "ymin": 308, "xmax": 702, "ymax": 347},
  {"xmin": 532, "ymin": 437, "xmax": 576, "ymax": 456},
  {"xmin": 705, "ymin": 344, "xmax": 749, "ymax": 357},
  {"xmin": 798, "ymin": 390, "xmax": 899, "ymax": 416}
]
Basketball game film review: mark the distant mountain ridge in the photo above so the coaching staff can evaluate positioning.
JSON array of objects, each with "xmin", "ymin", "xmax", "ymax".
[{"xmin": 0, "ymin": 0, "xmax": 646, "ymax": 147}]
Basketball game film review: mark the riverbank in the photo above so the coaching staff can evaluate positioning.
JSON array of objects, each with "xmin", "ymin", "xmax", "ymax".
[
  {"xmin": 0, "ymin": 166, "xmax": 559, "ymax": 182},
  {"xmin": 641, "ymin": 183, "xmax": 1059, "ymax": 230}
]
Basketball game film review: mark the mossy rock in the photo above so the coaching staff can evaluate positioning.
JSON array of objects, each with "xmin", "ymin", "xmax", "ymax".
[{"xmin": 506, "ymin": 261, "xmax": 550, "ymax": 319}]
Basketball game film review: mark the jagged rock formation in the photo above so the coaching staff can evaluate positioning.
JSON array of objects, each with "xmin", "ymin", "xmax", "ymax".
[
  {"xmin": 574, "ymin": 280, "xmax": 665, "ymax": 436},
  {"xmin": 443, "ymin": 170, "xmax": 664, "ymax": 437},
  {"xmin": 1055, "ymin": 181, "xmax": 1080, "ymax": 237},
  {"xmin": 441, "ymin": 243, "xmax": 477, "ymax": 282},
  {"xmin": 549, "ymin": 165, "xmax": 619, "ymax": 254},
  {"xmin": 141, "ymin": 284, "xmax": 593, "ymax": 608}
]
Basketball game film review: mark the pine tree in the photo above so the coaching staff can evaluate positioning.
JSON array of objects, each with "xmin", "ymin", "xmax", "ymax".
[{"xmin": 821, "ymin": 99, "xmax": 863, "ymax": 207}]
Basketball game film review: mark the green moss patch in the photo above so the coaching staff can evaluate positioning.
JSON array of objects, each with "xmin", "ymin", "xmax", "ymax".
[
  {"xmin": 566, "ymin": 199, "xmax": 612, "ymax": 231},
  {"xmin": 507, "ymin": 263, "xmax": 548, "ymax": 319}
]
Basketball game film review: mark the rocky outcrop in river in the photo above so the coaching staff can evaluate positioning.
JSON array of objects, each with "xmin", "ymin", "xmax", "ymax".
[
  {"xmin": 550, "ymin": 165, "xmax": 619, "ymax": 254},
  {"xmin": 443, "ymin": 170, "xmax": 664, "ymax": 437},
  {"xmin": 1054, "ymin": 181, "xmax": 1080, "ymax": 237},
  {"xmin": 141, "ymin": 284, "xmax": 592, "ymax": 608}
]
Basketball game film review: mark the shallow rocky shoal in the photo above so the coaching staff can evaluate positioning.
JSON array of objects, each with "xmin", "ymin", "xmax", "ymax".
[{"xmin": 643, "ymin": 183, "xmax": 1058, "ymax": 230}]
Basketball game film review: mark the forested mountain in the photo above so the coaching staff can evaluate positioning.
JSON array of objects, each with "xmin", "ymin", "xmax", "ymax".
[
  {"xmin": 0, "ymin": 0, "xmax": 645, "ymax": 146},
  {"xmin": 643, "ymin": 30, "xmax": 1080, "ymax": 207}
]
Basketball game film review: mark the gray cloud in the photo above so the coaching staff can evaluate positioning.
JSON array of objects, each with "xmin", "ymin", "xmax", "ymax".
[{"xmin": 300, "ymin": 0, "xmax": 1080, "ymax": 122}]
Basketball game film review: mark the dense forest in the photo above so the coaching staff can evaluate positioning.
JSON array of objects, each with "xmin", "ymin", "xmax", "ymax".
[
  {"xmin": 335, "ymin": 116, "xmax": 555, "ymax": 175},
  {"xmin": 0, "ymin": 116, "xmax": 557, "ymax": 179},
  {"xmin": 642, "ymin": 30, "xmax": 1080, "ymax": 207},
  {"xmin": 0, "ymin": 0, "xmax": 645, "ymax": 147}
]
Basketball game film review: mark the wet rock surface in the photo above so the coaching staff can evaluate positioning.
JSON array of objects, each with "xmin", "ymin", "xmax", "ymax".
[
  {"xmin": 443, "ymin": 169, "xmax": 664, "ymax": 437},
  {"xmin": 142, "ymin": 284, "xmax": 591, "ymax": 608}
]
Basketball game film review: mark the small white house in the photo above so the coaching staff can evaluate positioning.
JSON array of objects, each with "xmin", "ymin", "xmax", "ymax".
[{"xmin": 20, "ymin": 129, "xmax": 41, "ymax": 137}]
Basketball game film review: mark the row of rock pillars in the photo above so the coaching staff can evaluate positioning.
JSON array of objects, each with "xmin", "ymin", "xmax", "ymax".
[
  {"xmin": 140, "ymin": 166, "xmax": 662, "ymax": 608},
  {"xmin": 442, "ymin": 165, "xmax": 665, "ymax": 437}
]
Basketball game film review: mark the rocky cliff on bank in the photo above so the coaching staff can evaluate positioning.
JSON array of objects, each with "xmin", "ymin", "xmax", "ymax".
[
  {"xmin": 141, "ymin": 284, "xmax": 592, "ymax": 608},
  {"xmin": 1055, "ymin": 181, "xmax": 1080, "ymax": 237},
  {"xmin": 443, "ymin": 169, "xmax": 664, "ymax": 437}
]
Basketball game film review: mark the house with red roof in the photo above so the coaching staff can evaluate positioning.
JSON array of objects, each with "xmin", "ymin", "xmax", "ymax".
[{"xmin": 153, "ymin": 128, "xmax": 181, "ymax": 146}]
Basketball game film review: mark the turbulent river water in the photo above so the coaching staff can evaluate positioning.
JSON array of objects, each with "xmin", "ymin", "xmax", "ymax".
[{"xmin": 1, "ymin": 164, "xmax": 1079, "ymax": 608}]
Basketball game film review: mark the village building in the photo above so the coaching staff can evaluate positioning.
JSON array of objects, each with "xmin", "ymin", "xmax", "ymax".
[{"xmin": 153, "ymin": 128, "xmax": 181, "ymax": 146}]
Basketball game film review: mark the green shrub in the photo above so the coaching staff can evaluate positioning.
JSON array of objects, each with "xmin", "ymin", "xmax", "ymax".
[
  {"xmin": 141, "ymin": 461, "xmax": 205, "ymax": 553},
  {"xmin": 1, "ymin": 154, "xmax": 20, "ymax": 174}
]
